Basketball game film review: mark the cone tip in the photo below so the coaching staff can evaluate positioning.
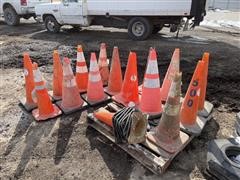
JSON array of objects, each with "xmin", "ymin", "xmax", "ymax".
[
  {"xmin": 149, "ymin": 49, "xmax": 157, "ymax": 60},
  {"xmin": 53, "ymin": 50, "xmax": 58, "ymax": 54},
  {"xmin": 23, "ymin": 52, "xmax": 29, "ymax": 57},
  {"xmin": 90, "ymin": 52, "xmax": 97, "ymax": 61},
  {"xmin": 63, "ymin": 57, "xmax": 70, "ymax": 64},
  {"xmin": 77, "ymin": 45, "xmax": 83, "ymax": 52},
  {"xmin": 32, "ymin": 62, "xmax": 38, "ymax": 70},
  {"xmin": 100, "ymin": 43, "xmax": 106, "ymax": 48}
]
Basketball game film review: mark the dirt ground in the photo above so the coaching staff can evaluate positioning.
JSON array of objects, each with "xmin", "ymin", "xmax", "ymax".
[{"xmin": 0, "ymin": 18, "xmax": 240, "ymax": 180}]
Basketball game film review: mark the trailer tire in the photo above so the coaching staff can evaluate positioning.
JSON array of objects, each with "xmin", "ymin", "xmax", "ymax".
[
  {"xmin": 128, "ymin": 17, "xmax": 153, "ymax": 41},
  {"xmin": 44, "ymin": 15, "xmax": 61, "ymax": 33},
  {"xmin": 3, "ymin": 7, "xmax": 20, "ymax": 26}
]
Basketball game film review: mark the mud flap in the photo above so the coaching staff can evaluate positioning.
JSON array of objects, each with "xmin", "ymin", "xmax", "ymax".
[{"xmin": 207, "ymin": 138, "xmax": 240, "ymax": 180}]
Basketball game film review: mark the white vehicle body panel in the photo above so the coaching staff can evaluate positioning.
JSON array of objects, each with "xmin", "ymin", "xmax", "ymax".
[
  {"xmin": 35, "ymin": 0, "xmax": 193, "ymax": 25},
  {"xmin": 87, "ymin": 0, "xmax": 192, "ymax": 16}
]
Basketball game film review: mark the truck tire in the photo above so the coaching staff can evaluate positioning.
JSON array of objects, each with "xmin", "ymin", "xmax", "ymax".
[
  {"xmin": 3, "ymin": 7, "xmax": 20, "ymax": 26},
  {"xmin": 152, "ymin": 25, "xmax": 164, "ymax": 34},
  {"xmin": 128, "ymin": 17, "xmax": 153, "ymax": 41},
  {"xmin": 44, "ymin": 16, "xmax": 61, "ymax": 33}
]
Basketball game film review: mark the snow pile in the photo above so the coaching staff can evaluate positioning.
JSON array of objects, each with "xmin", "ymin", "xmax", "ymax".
[{"xmin": 201, "ymin": 20, "xmax": 240, "ymax": 29}]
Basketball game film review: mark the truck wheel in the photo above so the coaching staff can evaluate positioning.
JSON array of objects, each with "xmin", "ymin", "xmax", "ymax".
[
  {"xmin": 44, "ymin": 16, "xmax": 61, "ymax": 33},
  {"xmin": 3, "ymin": 7, "xmax": 20, "ymax": 26},
  {"xmin": 152, "ymin": 25, "xmax": 164, "ymax": 34},
  {"xmin": 128, "ymin": 17, "xmax": 153, "ymax": 41}
]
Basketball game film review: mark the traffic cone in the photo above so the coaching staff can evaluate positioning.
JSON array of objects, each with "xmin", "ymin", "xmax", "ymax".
[
  {"xmin": 52, "ymin": 50, "xmax": 63, "ymax": 100},
  {"xmin": 139, "ymin": 48, "xmax": 163, "ymax": 115},
  {"xmin": 161, "ymin": 48, "xmax": 180, "ymax": 102},
  {"xmin": 19, "ymin": 53, "xmax": 37, "ymax": 111},
  {"xmin": 75, "ymin": 45, "xmax": 88, "ymax": 93},
  {"xmin": 147, "ymin": 73, "xmax": 189, "ymax": 153},
  {"xmin": 198, "ymin": 52, "xmax": 213, "ymax": 118},
  {"xmin": 105, "ymin": 46, "xmax": 123, "ymax": 95},
  {"xmin": 56, "ymin": 58, "xmax": 86, "ymax": 114},
  {"xmin": 31, "ymin": 63, "xmax": 62, "ymax": 121},
  {"xmin": 113, "ymin": 52, "xmax": 139, "ymax": 107},
  {"xmin": 94, "ymin": 108, "xmax": 114, "ymax": 127},
  {"xmin": 98, "ymin": 43, "xmax": 109, "ymax": 86},
  {"xmin": 84, "ymin": 52, "xmax": 109, "ymax": 105},
  {"xmin": 180, "ymin": 61, "xmax": 207, "ymax": 135}
]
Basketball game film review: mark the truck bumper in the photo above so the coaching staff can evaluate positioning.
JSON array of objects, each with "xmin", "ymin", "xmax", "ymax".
[{"xmin": 20, "ymin": 7, "xmax": 35, "ymax": 14}]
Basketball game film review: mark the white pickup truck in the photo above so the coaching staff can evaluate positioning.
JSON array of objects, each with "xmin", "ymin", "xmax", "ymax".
[
  {"xmin": 36, "ymin": 0, "xmax": 208, "ymax": 40},
  {"xmin": 0, "ymin": 0, "xmax": 50, "ymax": 25}
]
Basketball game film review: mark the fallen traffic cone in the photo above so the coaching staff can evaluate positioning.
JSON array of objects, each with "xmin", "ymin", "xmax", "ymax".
[
  {"xmin": 139, "ymin": 48, "xmax": 163, "ymax": 115},
  {"xmin": 98, "ymin": 43, "xmax": 109, "ymax": 86},
  {"xmin": 92, "ymin": 107, "xmax": 147, "ymax": 144},
  {"xmin": 32, "ymin": 63, "xmax": 62, "ymax": 121},
  {"xmin": 161, "ymin": 48, "xmax": 180, "ymax": 102},
  {"xmin": 105, "ymin": 46, "xmax": 123, "ymax": 95},
  {"xmin": 83, "ymin": 53, "xmax": 109, "ymax": 105},
  {"xmin": 180, "ymin": 61, "xmax": 207, "ymax": 135},
  {"xmin": 147, "ymin": 73, "xmax": 189, "ymax": 153},
  {"xmin": 198, "ymin": 52, "xmax": 213, "ymax": 118},
  {"xmin": 56, "ymin": 58, "xmax": 87, "ymax": 114},
  {"xmin": 19, "ymin": 53, "xmax": 37, "ymax": 111},
  {"xmin": 75, "ymin": 45, "xmax": 88, "ymax": 93},
  {"xmin": 113, "ymin": 52, "xmax": 139, "ymax": 107},
  {"xmin": 52, "ymin": 50, "xmax": 63, "ymax": 100}
]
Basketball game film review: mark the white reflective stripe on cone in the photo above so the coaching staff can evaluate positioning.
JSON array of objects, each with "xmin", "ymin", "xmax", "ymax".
[
  {"xmin": 77, "ymin": 52, "xmax": 85, "ymax": 62},
  {"xmin": 63, "ymin": 67, "xmax": 74, "ymax": 76},
  {"xmin": 146, "ymin": 60, "xmax": 158, "ymax": 74},
  {"xmin": 90, "ymin": 73, "xmax": 101, "ymax": 82},
  {"xmin": 143, "ymin": 78, "xmax": 160, "ymax": 88},
  {"xmin": 76, "ymin": 66, "xmax": 88, "ymax": 73},
  {"xmin": 35, "ymin": 85, "xmax": 45, "ymax": 90},
  {"xmin": 33, "ymin": 69, "xmax": 43, "ymax": 83},
  {"xmin": 90, "ymin": 62, "xmax": 99, "ymax": 72},
  {"xmin": 65, "ymin": 79, "xmax": 77, "ymax": 88}
]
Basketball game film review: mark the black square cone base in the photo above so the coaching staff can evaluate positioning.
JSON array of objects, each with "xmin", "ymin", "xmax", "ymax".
[
  {"xmin": 56, "ymin": 101, "xmax": 88, "ymax": 115},
  {"xmin": 81, "ymin": 92, "xmax": 111, "ymax": 106},
  {"xmin": 198, "ymin": 101, "xmax": 214, "ymax": 118},
  {"xmin": 19, "ymin": 98, "xmax": 37, "ymax": 112}
]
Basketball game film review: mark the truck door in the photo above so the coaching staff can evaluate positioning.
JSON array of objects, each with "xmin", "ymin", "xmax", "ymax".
[{"xmin": 60, "ymin": 0, "xmax": 84, "ymax": 24}]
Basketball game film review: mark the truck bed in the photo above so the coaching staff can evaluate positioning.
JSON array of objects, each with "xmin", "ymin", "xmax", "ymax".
[{"xmin": 86, "ymin": 0, "xmax": 192, "ymax": 16}]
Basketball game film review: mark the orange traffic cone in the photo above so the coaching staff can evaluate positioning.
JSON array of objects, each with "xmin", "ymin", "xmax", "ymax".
[
  {"xmin": 139, "ymin": 48, "xmax": 163, "ymax": 115},
  {"xmin": 94, "ymin": 108, "xmax": 114, "ymax": 127},
  {"xmin": 161, "ymin": 48, "xmax": 180, "ymax": 102},
  {"xmin": 180, "ymin": 61, "xmax": 207, "ymax": 135},
  {"xmin": 75, "ymin": 45, "xmax": 88, "ymax": 93},
  {"xmin": 98, "ymin": 43, "xmax": 109, "ymax": 86},
  {"xmin": 198, "ymin": 52, "xmax": 213, "ymax": 118},
  {"xmin": 113, "ymin": 52, "xmax": 139, "ymax": 107},
  {"xmin": 52, "ymin": 50, "xmax": 63, "ymax": 100},
  {"xmin": 56, "ymin": 58, "xmax": 86, "ymax": 114},
  {"xmin": 105, "ymin": 46, "xmax": 123, "ymax": 95},
  {"xmin": 20, "ymin": 53, "xmax": 37, "ymax": 111},
  {"xmin": 84, "ymin": 53, "xmax": 109, "ymax": 105},
  {"xmin": 147, "ymin": 73, "xmax": 189, "ymax": 153},
  {"xmin": 32, "ymin": 63, "xmax": 62, "ymax": 121}
]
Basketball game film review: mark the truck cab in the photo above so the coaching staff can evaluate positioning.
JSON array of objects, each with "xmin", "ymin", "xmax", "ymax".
[
  {"xmin": 36, "ymin": 0, "xmax": 208, "ymax": 40},
  {"xmin": 0, "ymin": 0, "xmax": 51, "ymax": 25}
]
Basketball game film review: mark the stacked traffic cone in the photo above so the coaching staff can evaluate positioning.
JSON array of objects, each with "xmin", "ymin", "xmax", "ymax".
[
  {"xmin": 75, "ymin": 45, "xmax": 88, "ymax": 92},
  {"xmin": 52, "ymin": 50, "xmax": 63, "ymax": 100},
  {"xmin": 32, "ymin": 63, "xmax": 62, "ymax": 121},
  {"xmin": 20, "ymin": 53, "xmax": 37, "ymax": 111},
  {"xmin": 105, "ymin": 46, "xmax": 123, "ymax": 95},
  {"xmin": 139, "ymin": 48, "xmax": 163, "ymax": 115},
  {"xmin": 198, "ymin": 52, "xmax": 213, "ymax": 118},
  {"xmin": 85, "ymin": 53, "xmax": 109, "ymax": 105},
  {"xmin": 147, "ymin": 73, "xmax": 189, "ymax": 153},
  {"xmin": 161, "ymin": 48, "xmax": 180, "ymax": 102},
  {"xmin": 113, "ymin": 52, "xmax": 139, "ymax": 107},
  {"xmin": 180, "ymin": 61, "xmax": 206, "ymax": 135},
  {"xmin": 98, "ymin": 43, "xmax": 109, "ymax": 86},
  {"xmin": 56, "ymin": 58, "xmax": 86, "ymax": 114}
]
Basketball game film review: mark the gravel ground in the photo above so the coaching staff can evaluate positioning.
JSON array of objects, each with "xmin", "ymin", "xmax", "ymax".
[{"xmin": 0, "ymin": 17, "xmax": 240, "ymax": 180}]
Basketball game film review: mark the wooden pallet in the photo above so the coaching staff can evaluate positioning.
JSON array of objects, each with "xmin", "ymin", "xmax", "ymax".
[{"xmin": 87, "ymin": 103, "xmax": 194, "ymax": 174}]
